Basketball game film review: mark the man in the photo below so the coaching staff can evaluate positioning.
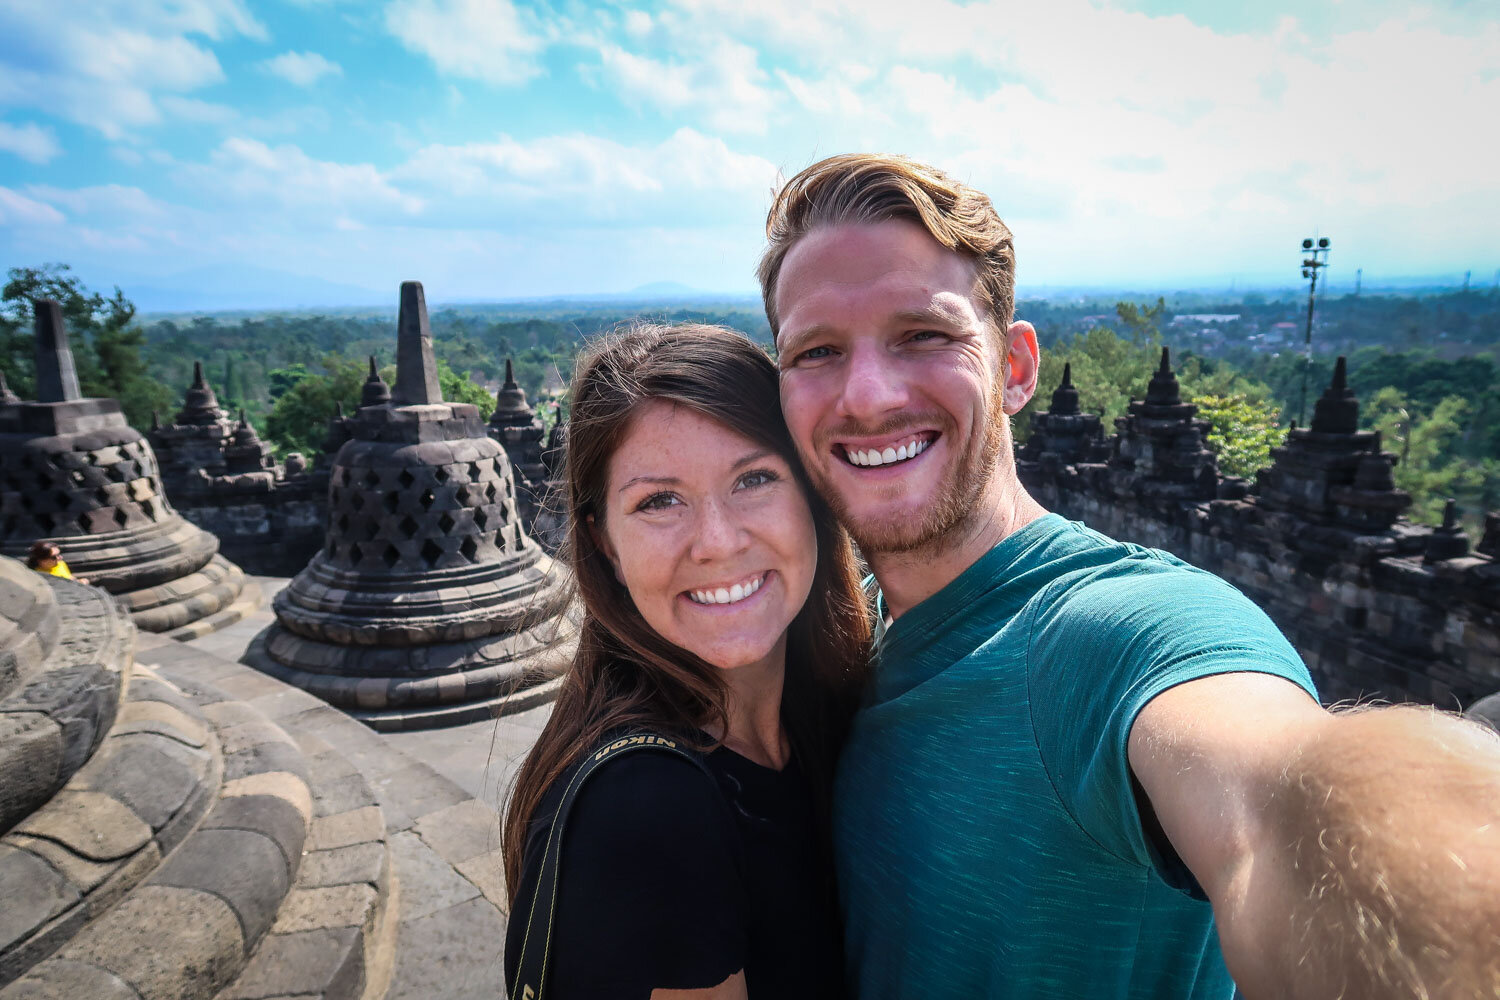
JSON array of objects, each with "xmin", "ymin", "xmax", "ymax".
[{"xmin": 761, "ymin": 154, "xmax": 1500, "ymax": 999}]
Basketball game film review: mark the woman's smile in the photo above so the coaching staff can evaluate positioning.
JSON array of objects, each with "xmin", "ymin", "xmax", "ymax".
[{"xmin": 684, "ymin": 570, "xmax": 772, "ymax": 607}]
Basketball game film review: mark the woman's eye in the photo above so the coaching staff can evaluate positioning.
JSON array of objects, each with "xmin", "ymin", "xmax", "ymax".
[
  {"xmin": 737, "ymin": 469, "xmax": 779, "ymax": 489},
  {"xmin": 636, "ymin": 492, "xmax": 680, "ymax": 512}
]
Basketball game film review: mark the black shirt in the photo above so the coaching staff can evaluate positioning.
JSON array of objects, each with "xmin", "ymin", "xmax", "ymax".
[{"xmin": 504, "ymin": 742, "xmax": 845, "ymax": 999}]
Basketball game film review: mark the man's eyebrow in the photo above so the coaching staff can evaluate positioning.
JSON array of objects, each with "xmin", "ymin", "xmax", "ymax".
[
  {"xmin": 776, "ymin": 323, "xmax": 836, "ymax": 361},
  {"xmin": 891, "ymin": 305, "xmax": 966, "ymax": 327}
]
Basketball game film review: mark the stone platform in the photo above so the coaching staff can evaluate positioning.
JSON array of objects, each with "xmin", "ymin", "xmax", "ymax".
[{"xmin": 1, "ymin": 559, "xmax": 544, "ymax": 999}]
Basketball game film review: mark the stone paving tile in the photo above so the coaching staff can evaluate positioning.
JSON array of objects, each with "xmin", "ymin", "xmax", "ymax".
[
  {"xmin": 298, "ymin": 842, "xmax": 385, "ymax": 889},
  {"xmin": 113, "ymin": 701, "xmax": 207, "ymax": 747},
  {"xmin": 216, "ymin": 926, "xmax": 363, "ymax": 1000},
  {"xmin": 306, "ymin": 806, "xmax": 383, "ymax": 852},
  {"xmin": 388, "ymin": 830, "xmax": 479, "ymax": 922},
  {"xmin": 453, "ymin": 848, "xmax": 507, "ymax": 911},
  {"xmin": 270, "ymin": 884, "xmax": 378, "ymax": 934},
  {"xmin": 202, "ymin": 795, "xmax": 309, "ymax": 873},
  {"xmin": 372, "ymin": 765, "xmax": 470, "ymax": 834},
  {"xmin": 385, "ymin": 896, "xmax": 506, "ymax": 1000},
  {"xmin": 413, "ymin": 800, "xmax": 501, "ymax": 866}
]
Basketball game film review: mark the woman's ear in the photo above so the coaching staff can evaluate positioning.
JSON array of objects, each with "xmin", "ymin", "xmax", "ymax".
[{"xmin": 586, "ymin": 514, "xmax": 626, "ymax": 587}]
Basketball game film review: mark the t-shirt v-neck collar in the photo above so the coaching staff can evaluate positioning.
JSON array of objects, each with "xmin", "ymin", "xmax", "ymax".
[{"xmin": 872, "ymin": 513, "xmax": 1069, "ymax": 701}]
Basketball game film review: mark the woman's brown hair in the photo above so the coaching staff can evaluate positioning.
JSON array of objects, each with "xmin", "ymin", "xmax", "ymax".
[{"xmin": 502, "ymin": 323, "xmax": 872, "ymax": 901}]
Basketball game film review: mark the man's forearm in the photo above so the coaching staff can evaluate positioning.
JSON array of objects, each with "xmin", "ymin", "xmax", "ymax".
[{"xmin": 1249, "ymin": 705, "xmax": 1500, "ymax": 1000}]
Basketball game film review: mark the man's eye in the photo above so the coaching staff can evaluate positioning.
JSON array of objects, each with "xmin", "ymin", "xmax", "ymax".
[
  {"xmin": 737, "ymin": 468, "xmax": 779, "ymax": 490},
  {"xmin": 910, "ymin": 330, "xmax": 947, "ymax": 343},
  {"xmin": 636, "ymin": 492, "xmax": 680, "ymax": 512},
  {"xmin": 797, "ymin": 345, "xmax": 834, "ymax": 362}
]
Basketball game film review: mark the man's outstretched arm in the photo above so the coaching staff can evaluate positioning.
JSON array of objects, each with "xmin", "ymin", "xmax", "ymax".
[{"xmin": 1129, "ymin": 672, "xmax": 1500, "ymax": 1000}]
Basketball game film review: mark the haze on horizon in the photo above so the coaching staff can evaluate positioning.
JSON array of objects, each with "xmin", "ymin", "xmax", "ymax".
[{"xmin": 1, "ymin": 0, "xmax": 1497, "ymax": 312}]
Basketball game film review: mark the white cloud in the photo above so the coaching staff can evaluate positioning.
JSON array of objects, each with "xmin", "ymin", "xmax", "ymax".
[
  {"xmin": 0, "ymin": 187, "xmax": 66, "ymax": 226},
  {"xmin": 160, "ymin": 96, "xmax": 239, "ymax": 125},
  {"xmin": 24, "ymin": 183, "xmax": 169, "ymax": 221},
  {"xmin": 392, "ymin": 126, "xmax": 779, "ymax": 225},
  {"xmin": 0, "ymin": 0, "xmax": 263, "ymax": 139},
  {"xmin": 383, "ymin": 0, "xmax": 545, "ymax": 86},
  {"xmin": 175, "ymin": 138, "xmax": 424, "ymax": 217},
  {"xmin": 262, "ymin": 51, "xmax": 344, "ymax": 87},
  {"xmin": 596, "ymin": 39, "xmax": 775, "ymax": 134},
  {"xmin": 0, "ymin": 121, "xmax": 61, "ymax": 163}
]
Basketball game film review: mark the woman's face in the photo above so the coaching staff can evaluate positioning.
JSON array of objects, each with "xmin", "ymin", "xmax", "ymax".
[{"xmin": 595, "ymin": 399, "xmax": 818, "ymax": 675}]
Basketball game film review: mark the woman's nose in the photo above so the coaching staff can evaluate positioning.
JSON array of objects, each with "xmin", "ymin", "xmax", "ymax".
[{"xmin": 689, "ymin": 500, "xmax": 747, "ymax": 562}]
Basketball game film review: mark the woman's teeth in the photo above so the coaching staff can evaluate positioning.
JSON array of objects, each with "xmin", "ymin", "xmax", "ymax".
[
  {"xmin": 689, "ymin": 574, "xmax": 765, "ymax": 606},
  {"xmin": 845, "ymin": 437, "xmax": 930, "ymax": 467}
]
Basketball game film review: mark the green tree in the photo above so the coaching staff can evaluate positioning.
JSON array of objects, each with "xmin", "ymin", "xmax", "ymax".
[
  {"xmin": 265, "ymin": 355, "xmax": 496, "ymax": 458},
  {"xmin": 1364, "ymin": 389, "xmax": 1487, "ymax": 525},
  {"xmin": 1191, "ymin": 394, "xmax": 1284, "ymax": 478},
  {"xmin": 0, "ymin": 264, "xmax": 170, "ymax": 426}
]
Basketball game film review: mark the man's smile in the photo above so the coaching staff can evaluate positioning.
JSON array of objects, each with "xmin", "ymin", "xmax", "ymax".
[{"xmin": 838, "ymin": 431, "xmax": 938, "ymax": 468}]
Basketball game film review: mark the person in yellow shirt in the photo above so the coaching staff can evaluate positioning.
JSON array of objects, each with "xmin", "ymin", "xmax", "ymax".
[{"xmin": 26, "ymin": 541, "xmax": 87, "ymax": 584}]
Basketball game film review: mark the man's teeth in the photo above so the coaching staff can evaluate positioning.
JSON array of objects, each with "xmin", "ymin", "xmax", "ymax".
[
  {"xmin": 689, "ymin": 574, "xmax": 765, "ymax": 606},
  {"xmin": 846, "ymin": 437, "xmax": 930, "ymax": 467}
]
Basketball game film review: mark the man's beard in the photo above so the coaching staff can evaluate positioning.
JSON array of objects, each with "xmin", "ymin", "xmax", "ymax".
[{"xmin": 809, "ymin": 390, "xmax": 1012, "ymax": 558}]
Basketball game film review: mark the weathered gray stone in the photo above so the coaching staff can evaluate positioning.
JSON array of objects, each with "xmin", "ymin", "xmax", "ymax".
[
  {"xmin": 0, "ymin": 845, "xmax": 79, "ymax": 951},
  {"xmin": 4, "ymin": 958, "xmax": 141, "ymax": 1000},
  {"xmin": 13, "ymin": 791, "xmax": 151, "ymax": 862},
  {"xmin": 298, "ymin": 842, "xmax": 386, "ymax": 889},
  {"xmin": 151, "ymin": 828, "xmax": 290, "ymax": 944}
]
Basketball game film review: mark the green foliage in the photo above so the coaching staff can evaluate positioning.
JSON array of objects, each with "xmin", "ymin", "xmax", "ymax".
[
  {"xmin": 1191, "ymin": 394, "xmax": 1284, "ymax": 479},
  {"xmin": 1362, "ymin": 388, "xmax": 1500, "ymax": 527},
  {"xmin": 1, "ymin": 264, "xmax": 170, "ymax": 427},
  {"xmin": 264, "ymin": 356, "xmax": 496, "ymax": 458},
  {"xmin": 1113, "ymin": 297, "xmax": 1167, "ymax": 343}
]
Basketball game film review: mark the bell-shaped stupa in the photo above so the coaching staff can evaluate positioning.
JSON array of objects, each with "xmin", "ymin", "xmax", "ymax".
[
  {"xmin": 260, "ymin": 282, "xmax": 570, "ymax": 730},
  {"xmin": 0, "ymin": 300, "xmax": 253, "ymax": 635}
]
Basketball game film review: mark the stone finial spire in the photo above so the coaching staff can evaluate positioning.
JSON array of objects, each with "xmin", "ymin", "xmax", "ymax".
[
  {"xmin": 33, "ymin": 299, "xmax": 82, "ymax": 403},
  {"xmin": 1425, "ymin": 498, "xmax": 1471, "ymax": 562},
  {"xmin": 1144, "ymin": 347, "xmax": 1181, "ymax": 406},
  {"xmin": 1049, "ymin": 362, "xmax": 1081, "ymax": 416},
  {"xmin": 392, "ymin": 281, "xmax": 442, "ymax": 406},
  {"xmin": 493, "ymin": 357, "xmax": 531, "ymax": 417},
  {"xmin": 360, "ymin": 356, "xmax": 391, "ymax": 408},
  {"xmin": 0, "ymin": 369, "xmax": 19, "ymax": 405},
  {"xmin": 233, "ymin": 408, "xmax": 259, "ymax": 445},
  {"xmin": 150, "ymin": 409, "xmax": 160, "ymax": 431},
  {"xmin": 334, "ymin": 400, "xmax": 345, "ymax": 419},
  {"xmin": 1311, "ymin": 356, "xmax": 1358, "ymax": 435},
  {"xmin": 176, "ymin": 360, "xmax": 224, "ymax": 425}
]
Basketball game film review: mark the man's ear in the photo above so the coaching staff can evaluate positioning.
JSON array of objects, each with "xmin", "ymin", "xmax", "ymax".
[
  {"xmin": 1001, "ymin": 320, "xmax": 1040, "ymax": 415},
  {"xmin": 586, "ymin": 514, "xmax": 625, "ymax": 586}
]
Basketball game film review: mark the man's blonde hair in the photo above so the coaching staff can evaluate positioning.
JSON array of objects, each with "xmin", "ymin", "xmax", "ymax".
[{"xmin": 757, "ymin": 153, "xmax": 1016, "ymax": 338}]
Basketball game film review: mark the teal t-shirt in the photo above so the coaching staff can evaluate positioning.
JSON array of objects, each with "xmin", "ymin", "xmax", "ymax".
[{"xmin": 834, "ymin": 514, "xmax": 1318, "ymax": 999}]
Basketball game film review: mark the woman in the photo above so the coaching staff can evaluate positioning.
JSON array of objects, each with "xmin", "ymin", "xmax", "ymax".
[
  {"xmin": 503, "ymin": 324, "xmax": 871, "ymax": 999},
  {"xmin": 26, "ymin": 541, "xmax": 85, "ymax": 584}
]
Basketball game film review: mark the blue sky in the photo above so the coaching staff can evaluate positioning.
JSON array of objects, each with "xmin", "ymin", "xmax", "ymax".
[{"xmin": 1, "ymin": 0, "xmax": 1497, "ymax": 308}]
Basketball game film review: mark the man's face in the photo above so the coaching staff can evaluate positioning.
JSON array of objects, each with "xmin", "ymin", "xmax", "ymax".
[{"xmin": 774, "ymin": 219, "xmax": 1037, "ymax": 555}]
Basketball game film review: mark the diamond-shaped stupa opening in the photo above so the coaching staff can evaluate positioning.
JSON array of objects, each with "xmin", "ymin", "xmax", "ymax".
[
  {"xmin": 419, "ymin": 489, "xmax": 435, "ymax": 511},
  {"xmin": 398, "ymin": 469, "xmax": 415, "ymax": 489},
  {"xmin": 383, "ymin": 492, "xmax": 399, "ymax": 514},
  {"xmin": 398, "ymin": 515, "xmax": 418, "ymax": 538},
  {"xmin": 420, "ymin": 539, "xmax": 443, "ymax": 567},
  {"xmin": 459, "ymin": 536, "xmax": 479, "ymax": 562},
  {"xmin": 381, "ymin": 544, "xmax": 400, "ymax": 568},
  {"xmin": 438, "ymin": 512, "xmax": 456, "ymax": 535}
]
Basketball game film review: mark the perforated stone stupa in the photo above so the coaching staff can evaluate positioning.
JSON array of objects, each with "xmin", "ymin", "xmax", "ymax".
[
  {"xmin": 0, "ymin": 300, "xmax": 254, "ymax": 636},
  {"xmin": 487, "ymin": 358, "xmax": 548, "ymax": 529},
  {"xmin": 260, "ymin": 282, "xmax": 570, "ymax": 730}
]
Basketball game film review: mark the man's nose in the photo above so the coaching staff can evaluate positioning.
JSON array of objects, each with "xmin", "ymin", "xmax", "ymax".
[
  {"xmin": 837, "ymin": 348, "xmax": 908, "ymax": 422},
  {"xmin": 690, "ymin": 499, "xmax": 748, "ymax": 562}
]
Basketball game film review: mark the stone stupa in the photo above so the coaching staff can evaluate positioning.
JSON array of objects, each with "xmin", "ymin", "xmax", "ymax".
[
  {"xmin": 259, "ymin": 282, "xmax": 570, "ymax": 730},
  {"xmin": 0, "ymin": 300, "xmax": 254, "ymax": 635}
]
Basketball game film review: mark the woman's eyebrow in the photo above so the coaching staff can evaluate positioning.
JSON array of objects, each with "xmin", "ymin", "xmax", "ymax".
[
  {"xmin": 616, "ymin": 474, "xmax": 678, "ymax": 494},
  {"xmin": 730, "ymin": 449, "xmax": 775, "ymax": 471}
]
